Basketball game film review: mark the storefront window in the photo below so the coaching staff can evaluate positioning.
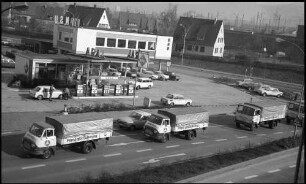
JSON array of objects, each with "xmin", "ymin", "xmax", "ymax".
[
  {"xmin": 118, "ymin": 39, "xmax": 126, "ymax": 48},
  {"xmin": 91, "ymin": 64, "xmax": 101, "ymax": 76},
  {"xmin": 35, "ymin": 63, "xmax": 47, "ymax": 79},
  {"xmin": 47, "ymin": 64, "xmax": 56, "ymax": 79},
  {"xmin": 148, "ymin": 42, "xmax": 155, "ymax": 50},
  {"xmin": 96, "ymin": 37, "xmax": 105, "ymax": 46},
  {"xmin": 57, "ymin": 64, "xmax": 66, "ymax": 80},
  {"xmin": 138, "ymin": 41, "xmax": 146, "ymax": 49},
  {"xmin": 128, "ymin": 40, "xmax": 136, "ymax": 49},
  {"xmin": 107, "ymin": 38, "xmax": 116, "ymax": 47}
]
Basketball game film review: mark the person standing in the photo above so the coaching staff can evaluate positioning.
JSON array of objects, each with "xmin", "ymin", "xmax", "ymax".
[{"xmin": 49, "ymin": 84, "xmax": 54, "ymax": 101}]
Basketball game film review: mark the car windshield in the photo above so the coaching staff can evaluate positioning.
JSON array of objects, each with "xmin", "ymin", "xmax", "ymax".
[
  {"xmin": 166, "ymin": 94, "xmax": 174, "ymax": 99},
  {"xmin": 148, "ymin": 114, "xmax": 163, "ymax": 125},
  {"xmin": 29, "ymin": 124, "xmax": 44, "ymax": 137},
  {"xmin": 130, "ymin": 112, "xmax": 142, "ymax": 119},
  {"xmin": 33, "ymin": 87, "xmax": 41, "ymax": 92}
]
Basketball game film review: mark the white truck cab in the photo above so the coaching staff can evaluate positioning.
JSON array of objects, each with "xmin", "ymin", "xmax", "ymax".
[{"xmin": 144, "ymin": 114, "xmax": 171, "ymax": 142}]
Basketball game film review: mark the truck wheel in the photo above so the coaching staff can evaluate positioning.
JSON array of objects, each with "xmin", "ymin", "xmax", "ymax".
[
  {"xmin": 160, "ymin": 134, "xmax": 167, "ymax": 143},
  {"xmin": 42, "ymin": 149, "xmax": 52, "ymax": 159},
  {"xmin": 82, "ymin": 142, "xmax": 93, "ymax": 154},
  {"xmin": 236, "ymin": 122, "xmax": 240, "ymax": 128},
  {"xmin": 186, "ymin": 130, "xmax": 195, "ymax": 140},
  {"xmin": 37, "ymin": 95, "xmax": 43, "ymax": 100},
  {"xmin": 186, "ymin": 102, "xmax": 191, "ymax": 107},
  {"xmin": 130, "ymin": 125, "xmax": 136, "ymax": 131}
]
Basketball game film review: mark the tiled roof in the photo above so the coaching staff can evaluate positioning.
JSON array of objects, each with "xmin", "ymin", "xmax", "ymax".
[
  {"xmin": 67, "ymin": 5, "xmax": 106, "ymax": 27},
  {"xmin": 119, "ymin": 12, "xmax": 157, "ymax": 33},
  {"xmin": 174, "ymin": 17, "xmax": 223, "ymax": 46}
]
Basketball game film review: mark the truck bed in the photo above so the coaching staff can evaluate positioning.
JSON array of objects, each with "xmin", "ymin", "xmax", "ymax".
[
  {"xmin": 46, "ymin": 112, "xmax": 113, "ymax": 145},
  {"xmin": 158, "ymin": 107, "xmax": 209, "ymax": 132}
]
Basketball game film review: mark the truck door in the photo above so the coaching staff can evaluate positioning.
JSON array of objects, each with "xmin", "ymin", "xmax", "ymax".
[
  {"xmin": 253, "ymin": 109, "xmax": 261, "ymax": 124},
  {"xmin": 42, "ymin": 129, "xmax": 56, "ymax": 147},
  {"xmin": 163, "ymin": 119, "xmax": 171, "ymax": 133}
]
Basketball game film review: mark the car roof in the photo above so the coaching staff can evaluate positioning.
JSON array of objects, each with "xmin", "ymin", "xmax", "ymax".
[
  {"xmin": 168, "ymin": 93, "xmax": 183, "ymax": 97},
  {"xmin": 138, "ymin": 77, "xmax": 151, "ymax": 80}
]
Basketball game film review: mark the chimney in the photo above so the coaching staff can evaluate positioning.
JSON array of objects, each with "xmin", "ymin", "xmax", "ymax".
[{"xmin": 214, "ymin": 18, "xmax": 217, "ymax": 24}]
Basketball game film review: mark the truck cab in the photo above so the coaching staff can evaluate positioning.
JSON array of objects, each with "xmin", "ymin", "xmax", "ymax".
[
  {"xmin": 286, "ymin": 100, "xmax": 304, "ymax": 126},
  {"xmin": 22, "ymin": 122, "xmax": 56, "ymax": 158},
  {"xmin": 235, "ymin": 104, "xmax": 261, "ymax": 130},
  {"xmin": 144, "ymin": 114, "xmax": 171, "ymax": 142}
]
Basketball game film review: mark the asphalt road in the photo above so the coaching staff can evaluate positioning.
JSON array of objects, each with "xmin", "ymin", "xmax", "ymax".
[{"xmin": 1, "ymin": 65, "xmax": 301, "ymax": 183}]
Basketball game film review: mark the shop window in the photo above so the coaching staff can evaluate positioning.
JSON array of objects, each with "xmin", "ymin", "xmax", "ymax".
[
  {"xmin": 35, "ymin": 63, "xmax": 47, "ymax": 79},
  {"xmin": 128, "ymin": 40, "xmax": 136, "ymax": 49},
  {"xmin": 187, "ymin": 45, "xmax": 192, "ymax": 51},
  {"xmin": 148, "ymin": 42, "xmax": 155, "ymax": 50},
  {"xmin": 107, "ymin": 38, "xmax": 116, "ymax": 47},
  {"xmin": 118, "ymin": 39, "xmax": 126, "ymax": 48},
  {"xmin": 47, "ymin": 64, "xmax": 56, "ymax": 79},
  {"xmin": 96, "ymin": 37, "xmax": 105, "ymax": 46},
  {"xmin": 138, "ymin": 41, "xmax": 146, "ymax": 49},
  {"xmin": 200, "ymin": 46, "xmax": 205, "ymax": 52}
]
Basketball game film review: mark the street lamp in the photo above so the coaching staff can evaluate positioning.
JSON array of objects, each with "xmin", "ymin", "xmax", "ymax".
[
  {"xmin": 1, "ymin": 2, "xmax": 29, "ymax": 14},
  {"xmin": 179, "ymin": 23, "xmax": 191, "ymax": 66},
  {"xmin": 276, "ymin": 37, "xmax": 305, "ymax": 184}
]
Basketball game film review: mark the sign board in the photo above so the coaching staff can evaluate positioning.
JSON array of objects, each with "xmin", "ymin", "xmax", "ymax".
[
  {"xmin": 54, "ymin": 15, "xmax": 80, "ymax": 27},
  {"xmin": 155, "ymin": 36, "xmax": 173, "ymax": 60},
  {"xmin": 143, "ymin": 97, "xmax": 151, "ymax": 107}
]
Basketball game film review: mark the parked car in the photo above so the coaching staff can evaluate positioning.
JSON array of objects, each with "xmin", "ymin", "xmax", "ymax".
[
  {"xmin": 116, "ymin": 110, "xmax": 152, "ymax": 130},
  {"xmin": 142, "ymin": 69, "xmax": 154, "ymax": 75},
  {"xmin": 107, "ymin": 68, "xmax": 121, "ymax": 76},
  {"xmin": 256, "ymin": 86, "xmax": 283, "ymax": 97},
  {"xmin": 130, "ymin": 77, "xmax": 153, "ymax": 90},
  {"xmin": 29, "ymin": 86, "xmax": 64, "ymax": 100},
  {"xmin": 237, "ymin": 78, "xmax": 255, "ymax": 90},
  {"xmin": 161, "ymin": 93, "xmax": 192, "ymax": 106},
  {"xmin": 253, "ymin": 84, "xmax": 271, "ymax": 93},
  {"xmin": 152, "ymin": 71, "xmax": 169, "ymax": 81},
  {"xmin": 163, "ymin": 71, "xmax": 180, "ymax": 81},
  {"xmin": 1, "ymin": 55, "xmax": 15, "ymax": 68}
]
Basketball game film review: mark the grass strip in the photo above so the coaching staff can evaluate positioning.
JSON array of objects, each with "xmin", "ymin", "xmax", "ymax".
[{"xmin": 69, "ymin": 135, "xmax": 301, "ymax": 183}]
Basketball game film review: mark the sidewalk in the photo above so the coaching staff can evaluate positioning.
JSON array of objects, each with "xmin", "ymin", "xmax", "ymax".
[{"xmin": 177, "ymin": 147, "xmax": 302, "ymax": 183}]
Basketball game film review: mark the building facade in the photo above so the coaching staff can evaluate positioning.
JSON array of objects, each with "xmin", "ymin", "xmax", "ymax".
[{"xmin": 173, "ymin": 17, "xmax": 225, "ymax": 57}]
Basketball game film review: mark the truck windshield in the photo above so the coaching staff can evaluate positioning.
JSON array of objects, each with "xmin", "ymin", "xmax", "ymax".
[
  {"xmin": 148, "ymin": 115, "xmax": 163, "ymax": 125},
  {"xmin": 238, "ymin": 106, "xmax": 255, "ymax": 116},
  {"xmin": 29, "ymin": 124, "xmax": 44, "ymax": 137}
]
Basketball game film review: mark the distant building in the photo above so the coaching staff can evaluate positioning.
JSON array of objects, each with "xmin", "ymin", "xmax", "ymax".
[
  {"xmin": 296, "ymin": 25, "xmax": 304, "ymax": 40},
  {"xmin": 118, "ymin": 12, "xmax": 157, "ymax": 34},
  {"xmin": 173, "ymin": 17, "xmax": 225, "ymax": 57},
  {"xmin": 65, "ymin": 3, "xmax": 110, "ymax": 29}
]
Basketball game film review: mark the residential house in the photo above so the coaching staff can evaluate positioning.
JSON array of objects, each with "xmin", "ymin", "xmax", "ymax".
[
  {"xmin": 118, "ymin": 11, "xmax": 157, "ymax": 34},
  {"xmin": 173, "ymin": 17, "xmax": 225, "ymax": 57},
  {"xmin": 65, "ymin": 3, "xmax": 110, "ymax": 29}
]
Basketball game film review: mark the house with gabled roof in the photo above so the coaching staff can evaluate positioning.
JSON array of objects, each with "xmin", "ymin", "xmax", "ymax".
[
  {"xmin": 118, "ymin": 11, "xmax": 157, "ymax": 34},
  {"xmin": 173, "ymin": 17, "xmax": 225, "ymax": 57},
  {"xmin": 65, "ymin": 3, "xmax": 110, "ymax": 29}
]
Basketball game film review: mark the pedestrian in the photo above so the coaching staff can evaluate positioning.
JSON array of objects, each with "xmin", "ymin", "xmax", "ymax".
[
  {"xmin": 64, "ymin": 87, "xmax": 70, "ymax": 100},
  {"xmin": 49, "ymin": 84, "xmax": 55, "ymax": 101}
]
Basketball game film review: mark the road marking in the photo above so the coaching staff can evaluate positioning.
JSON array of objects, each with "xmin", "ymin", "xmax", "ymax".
[
  {"xmin": 108, "ymin": 141, "xmax": 145, "ymax": 146},
  {"xmin": 140, "ymin": 153, "xmax": 186, "ymax": 164},
  {"xmin": 136, "ymin": 149, "xmax": 152, "ymax": 152},
  {"xmin": 273, "ymin": 132, "xmax": 283, "ymax": 134},
  {"xmin": 1, "ymin": 132, "xmax": 12, "ymax": 135},
  {"xmin": 65, "ymin": 158, "xmax": 87, "ymax": 163},
  {"xmin": 236, "ymin": 136, "xmax": 247, "ymax": 139},
  {"xmin": 257, "ymin": 134, "xmax": 266, "ymax": 136},
  {"xmin": 224, "ymin": 181, "xmax": 233, "ymax": 183},
  {"xmin": 245, "ymin": 175, "xmax": 258, "ymax": 179},
  {"xmin": 158, "ymin": 153, "xmax": 186, "ymax": 159},
  {"xmin": 268, "ymin": 169, "xmax": 281, "ymax": 173},
  {"xmin": 289, "ymin": 165, "xmax": 296, "ymax": 168},
  {"xmin": 191, "ymin": 142, "xmax": 205, "ymax": 144},
  {"xmin": 215, "ymin": 139, "xmax": 227, "ymax": 142},
  {"xmin": 166, "ymin": 145, "xmax": 180, "ymax": 148},
  {"xmin": 104, "ymin": 153, "xmax": 122, "ymax": 157},
  {"xmin": 21, "ymin": 164, "xmax": 46, "ymax": 170}
]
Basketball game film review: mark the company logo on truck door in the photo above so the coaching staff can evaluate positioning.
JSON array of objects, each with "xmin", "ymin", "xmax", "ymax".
[{"xmin": 66, "ymin": 134, "xmax": 99, "ymax": 143}]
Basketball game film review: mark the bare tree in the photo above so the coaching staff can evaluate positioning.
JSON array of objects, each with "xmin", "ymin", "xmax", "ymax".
[{"xmin": 157, "ymin": 3, "xmax": 179, "ymax": 36}]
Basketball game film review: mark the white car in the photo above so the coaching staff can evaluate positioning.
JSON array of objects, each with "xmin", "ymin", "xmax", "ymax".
[
  {"xmin": 116, "ymin": 110, "xmax": 152, "ymax": 130},
  {"xmin": 160, "ymin": 94, "xmax": 192, "ymax": 106},
  {"xmin": 130, "ymin": 77, "xmax": 153, "ymax": 90},
  {"xmin": 257, "ymin": 86, "xmax": 283, "ymax": 97},
  {"xmin": 107, "ymin": 68, "xmax": 121, "ymax": 76},
  {"xmin": 155, "ymin": 71, "xmax": 169, "ymax": 81},
  {"xmin": 29, "ymin": 86, "xmax": 64, "ymax": 100}
]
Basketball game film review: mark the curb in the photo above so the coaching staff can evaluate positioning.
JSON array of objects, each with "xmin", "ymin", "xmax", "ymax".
[{"xmin": 176, "ymin": 147, "xmax": 299, "ymax": 183}]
